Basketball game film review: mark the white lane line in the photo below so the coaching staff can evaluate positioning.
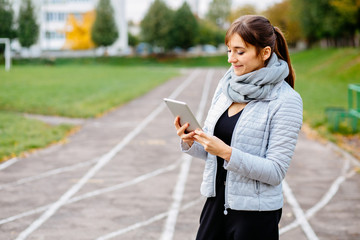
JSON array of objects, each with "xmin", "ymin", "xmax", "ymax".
[
  {"xmin": 280, "ymin": 172, "xmax": 356, "ymax": 235},
  {"xmin": 0, "ymin": 158, "xmax": 99, "ymax": 190},
  {"xmin": 96, "ymin": 196, "xmax": 205, "ymax": 240},
  {"xmin": 0, "ymin": 160, "xmax": 180, "ymax": 226},
  {"xmin": 160, "ymin": 69, "xmax": 214, "ymax": 240},
  {"xmin": 160, "ymin": 154, "xmax": 193, "ymax": 240},
  {"xmin": 280, "ymin": 158, "xmax": 355, "ymax": 235},
  {"xmin": 282, "ymin": 180, "xmax": 319, "ymax": 240},
  {"xmin": 0, "ymin": 158, "xmax": 18, "ymax": 171},
  {"xmin": 14, "ymin": 69, "xmax": 201, "ymax": 240}
]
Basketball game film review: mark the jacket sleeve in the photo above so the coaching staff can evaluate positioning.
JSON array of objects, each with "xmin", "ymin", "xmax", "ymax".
[
  {"xmin": 179, "ymin": 77, "xmax": 226, "ymax": 161},
  {"xmin": 224, "ymin": 93, "xmax": 303, "ymax": 186},
  {"xmin": 180, "ymin": 139, "xmax": 208, "ymax": 160}
]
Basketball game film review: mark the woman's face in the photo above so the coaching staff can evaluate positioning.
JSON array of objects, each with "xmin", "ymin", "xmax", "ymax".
[{"xmin": 227, "ymin": 34, "xmax": 265, "ymax": 76}]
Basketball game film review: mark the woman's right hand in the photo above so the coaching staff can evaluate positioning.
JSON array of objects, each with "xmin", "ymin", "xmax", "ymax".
[{"xmin": 174, "ymin": 116, "xmax": 195, "ymax": 147}]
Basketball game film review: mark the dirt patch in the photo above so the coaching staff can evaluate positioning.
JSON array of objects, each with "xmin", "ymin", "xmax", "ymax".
[{"xmin": 335, "ymin": 134, "xmax": 360, "ymax": 160}]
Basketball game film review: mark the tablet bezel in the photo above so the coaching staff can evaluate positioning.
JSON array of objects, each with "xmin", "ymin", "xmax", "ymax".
[{"xmin": 163, "ymin": 98, "xmax": 202, "ymax": 132}]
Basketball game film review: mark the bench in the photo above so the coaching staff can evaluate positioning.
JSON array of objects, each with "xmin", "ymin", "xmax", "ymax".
[{"xmin": 325, "ymin": 83, "xmax": 360, "ymax": 132}]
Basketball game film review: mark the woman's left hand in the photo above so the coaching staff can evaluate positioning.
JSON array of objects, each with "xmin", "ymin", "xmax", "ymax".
[{"xmin": 193, "ymin": 129, "xmax": 232, "ymax": 161}]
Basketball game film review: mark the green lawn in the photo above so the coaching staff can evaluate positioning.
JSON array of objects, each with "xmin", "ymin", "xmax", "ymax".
[
  {"xmin": 0, "ymin": 65, "xmax": 179, "ymax": 161},
  {"xmin": 0, "ymin": 112, "xmax": 73, "ymax": 160},
  {"xmin": 292, "ymin": 48, "xmax": 360, "ymax": 130},
  {"xmin": 0, "ymin": 65, "xmax": 178, "ymax": 118}
]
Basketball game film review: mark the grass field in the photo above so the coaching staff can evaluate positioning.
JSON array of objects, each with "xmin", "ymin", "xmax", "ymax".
[
  {"xmin": 0, "ymin": 65, "xmax": 179, "ymax": 161},
  {"xmin": 0, "ymin": 48, "xmax": 359, "ymax": 161},
  {"xmin": 292, "ymin": 48, "xmax": 360, "ymax": 131},
  {"xmin": 0, "ymin": 66, "xmax": 178, "ymax": 118},
  {"xmin": 0, "ymin": 112, "xmax": 74, "ymax": 160}
]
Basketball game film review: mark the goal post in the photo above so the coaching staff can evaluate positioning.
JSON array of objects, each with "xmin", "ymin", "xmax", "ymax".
[{"xmin": 0, "ymin": 38, "xmax": 11, "ymax": 71}]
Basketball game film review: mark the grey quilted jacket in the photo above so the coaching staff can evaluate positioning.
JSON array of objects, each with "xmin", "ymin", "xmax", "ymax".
[{"xmin": 181, "ymin": 79, "xmax": 303, "ymax": 211}]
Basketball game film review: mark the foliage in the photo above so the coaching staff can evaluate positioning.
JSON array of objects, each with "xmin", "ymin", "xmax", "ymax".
[
  {"xmin": 167, "ymin": 2, "xmax": 198, "ymax": 50},
  {"xmin": 206, "ymin": 0, "xmax": 232, "ymax": 28},
  {"xmin": 228, "ymin": 4, "xmax": 257, "ymax": 23},
  {"xmin": 17, "ymin": 0, "xmax": 38, "ymax": 48},
  {"xmin": 64, "ymin": 11, "xmax": 95, "ymax": 50},
  {"xmin": 91, "ymin": 0, "xmax": 118, "ymax": 48},
  {"xmin": 128, "ymin": 32, "xmax": 139, "ymax": 47},
  {"xmin": 331, "ymin": 0, "xmax": 360, "ymax": 25},
  {"xmin": 263, "ymin": 0, "xmax": 302, "ymax": 46},
  {"xmin": 0, "ymin": 0, "xmax": 16, "ymax": 40},
  {"xmin": 196, "ymin": 19, "xmax": 225, "ymax": 46},
  {"xmin": 330, "ymin": 0, "xmax": 360, "ymax": 38},
  {"xmin": 140, "ymin": 0, "xmax": 173, "ymax": 51},
  {"xmin": 293, "ymin": 0, "xmax": 359, "ymax": 46}
]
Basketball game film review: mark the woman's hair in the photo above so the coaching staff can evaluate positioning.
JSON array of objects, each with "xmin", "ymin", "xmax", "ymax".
[{"xmin": 225, "ymin": 15, "xmax": 295, "ymax": 88}]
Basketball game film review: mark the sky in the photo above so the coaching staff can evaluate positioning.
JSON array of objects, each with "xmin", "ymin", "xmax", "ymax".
[{"xmin": 126, "ymin": 0, "xmax": 284, "ymax": 23}]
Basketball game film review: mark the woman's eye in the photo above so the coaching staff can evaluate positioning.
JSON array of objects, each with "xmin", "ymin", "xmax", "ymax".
[
  {"xmin": 237, "ymin": 51, "xmax": 244, "ymax": 55},
  {"xmin": 227, "ymin": 49, "xmax": 231, "ymax": 53}
]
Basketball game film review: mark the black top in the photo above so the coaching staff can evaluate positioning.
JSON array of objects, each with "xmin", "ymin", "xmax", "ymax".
[
  {"xmin": 196, "ymin": 108, "xmax": 282, "ymax": 240},
  {"xmin": 213, "ymin": 109, "xmax": 242, "ymax": 184}
]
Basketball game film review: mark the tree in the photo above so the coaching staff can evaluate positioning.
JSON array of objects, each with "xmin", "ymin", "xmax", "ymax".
[
  {"xmin": 64, "ymin": 11, "xmax": 96, "ymax": 50},
  {"xmin": 229, "ymin": 4, "xmax": 257, "ymax": 23},
  {"xmin": 0, "ymin": 0, "xmax": 16, "ymax": 53},
  {"xmin": 293, "ymin": 0, "xmax": 357, "ymax": 47},
  {"xmin": 330, "ymin": 0, "xmax": 360, "ymax": 45},
  {"xmin": 197, "ymin": 18, "xmax": 225, "ymax": 46},
  {"xmin": 206, "ymin": 0, "xmax": 232, "ymax": 28},
  {"xmin": 128, "ymin": 32, "xmax": 139, "ymax": 47},
  {"xmin": 140, "ymin": 0, "xmax": 173, "ymax": 51},
  {"xmin": 167, "ymin": 2, "xmax": 198, "ymax": 50},
  {"xmin": 263, "ymin": 0, "xmax": 302, "ymax": 47},
  {"xmin": 331, "ymin": 0, "xmax": 360, "ymax": 27},
  {"xmin": 91, "ymin": 0, "xmax": 118, "ymax": 48},
  {"xmin": 0, "ymin": 0, "xmax": 16, "ymax": 39},
  {"xmin": 17, "ymin": 0, "xmax": 38, "ymax": 48}
]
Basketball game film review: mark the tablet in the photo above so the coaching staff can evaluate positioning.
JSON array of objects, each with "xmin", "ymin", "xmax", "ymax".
[{"xmin": 163, "ymin": 98, "xmax": 202, "ymax": 132}]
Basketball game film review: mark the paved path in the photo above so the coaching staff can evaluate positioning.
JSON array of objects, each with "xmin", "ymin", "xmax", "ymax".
[{"xmin": 1, "ymin": 68, "xmax": 359, "ymax": 240}]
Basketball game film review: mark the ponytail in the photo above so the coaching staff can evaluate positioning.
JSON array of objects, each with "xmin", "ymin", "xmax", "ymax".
[{"xmin": 273, "ymin": 27, "xmax": 295, "ymax": 88}]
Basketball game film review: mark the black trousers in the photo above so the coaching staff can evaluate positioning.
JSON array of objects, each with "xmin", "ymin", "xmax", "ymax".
[{"xmin": 196, "ymin": 182, "xmax": 282, "ymax": 240}]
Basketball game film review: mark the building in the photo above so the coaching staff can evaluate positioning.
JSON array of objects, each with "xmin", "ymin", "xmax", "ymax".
[{"xmin": 11, "ymin": 0, "xmax": 128, "ymax": 56}]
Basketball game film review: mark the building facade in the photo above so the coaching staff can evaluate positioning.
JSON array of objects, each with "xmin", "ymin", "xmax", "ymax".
[{"xmin": 11, "ymin": 0, "xmax": 128, "ymax": 55}]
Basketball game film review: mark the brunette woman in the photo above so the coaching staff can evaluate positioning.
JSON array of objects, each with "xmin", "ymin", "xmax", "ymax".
[{"xmin": 174, "ymin": 15, "xmax": 303, "ymax": 240}]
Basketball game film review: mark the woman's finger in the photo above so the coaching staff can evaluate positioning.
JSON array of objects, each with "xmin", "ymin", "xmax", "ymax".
[
  {"xmin": 174, "ymin": 116, "xmax": 181, "ymax": 130},
  {"xmin": 195, "ymin": 129, "xmax": 208, "ymax": 139},
  {"xmin": 177, "ymin": 122, "xmax": 189, "ymax": 136},
  {"xmin": 193, "ymin": 134, "xmax": 204, "ymax": 144}
]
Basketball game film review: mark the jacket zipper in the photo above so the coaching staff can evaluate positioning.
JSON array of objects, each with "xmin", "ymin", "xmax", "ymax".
[
  {"xmin": 224, "ymin": 170, "xmax": 230, "ymax": 215},
  {"xmin": 212, "ymin": 159, "xmax": 217, "ymax": 197},
  {"xmin": 223, "ymin": 101, "xmax": 253, "ymax": 215},
  {"xmin": 255, "ymin": 180, "xmax": 260, "ymax": 194}
]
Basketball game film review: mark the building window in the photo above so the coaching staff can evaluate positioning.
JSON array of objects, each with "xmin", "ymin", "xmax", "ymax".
[
  {"xmin": 45, "ymin": 31, "xmax": 65, "ymax": 40},
  {"xmin": 45, "ymin": 12, "xmax": 67, "ymax": 22}
]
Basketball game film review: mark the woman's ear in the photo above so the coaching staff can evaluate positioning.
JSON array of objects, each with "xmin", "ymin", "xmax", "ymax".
[{"xmin": 262, "ymin": 46, "xmax": 272, "ymax": 61}]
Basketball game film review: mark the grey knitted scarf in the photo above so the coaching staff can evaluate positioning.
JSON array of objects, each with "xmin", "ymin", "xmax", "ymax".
[{"xmin": 222, "ymin": 53, "xmax": 289, "ymax": 103}]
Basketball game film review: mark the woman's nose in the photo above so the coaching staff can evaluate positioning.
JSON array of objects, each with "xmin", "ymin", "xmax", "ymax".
[{"xmin": 228, "ymin": 53, "xmax": 237, "ymax": 63}]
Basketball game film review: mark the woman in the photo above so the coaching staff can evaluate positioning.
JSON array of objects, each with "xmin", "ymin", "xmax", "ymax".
[{"xmin": 174, "ymin": 15, "xmax": 303, "ymax": 240}]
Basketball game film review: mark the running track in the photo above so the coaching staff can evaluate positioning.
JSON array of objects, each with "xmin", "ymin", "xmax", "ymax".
[{"xmin": 1, "ymin": 68, "xmax": 359, "ymax": 240}]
